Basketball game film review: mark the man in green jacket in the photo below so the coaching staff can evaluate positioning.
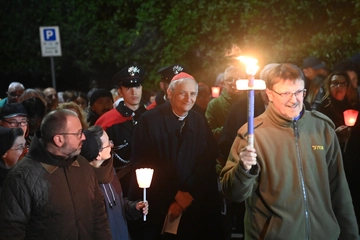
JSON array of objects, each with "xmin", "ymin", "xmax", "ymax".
[
  {"xmin": 221, "ymin": 63, "xmax": 359, "ymax": 240},
  {"xmin": 205, "ymin": 66, "xmax": 246, "ymax": 142}
]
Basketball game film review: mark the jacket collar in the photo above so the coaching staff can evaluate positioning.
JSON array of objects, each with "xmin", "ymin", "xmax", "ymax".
[
  {"xmin": 160, "ymin": 102, "xmax": 196, "ymax": 134},
  {"xmin": 266, "ymin": 102, "xmax": 305, "ymax": 128},
  {"xmin": 27, "ymin": 133, "xmax": 79, "ymax": 173},
  {"xmin": 41, "ymin": 160, "xmax": 80, "ymax": 174}
]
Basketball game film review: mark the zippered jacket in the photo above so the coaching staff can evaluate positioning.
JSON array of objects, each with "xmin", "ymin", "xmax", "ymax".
[{"xmin": 221, "ymin": 102, "xmax": 359, "ymax": 240}]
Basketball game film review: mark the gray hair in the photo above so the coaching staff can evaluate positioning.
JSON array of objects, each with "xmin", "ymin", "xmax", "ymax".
[{"xmin": 168, "ymin": 78, "xmax": 199, "ymax": 93}]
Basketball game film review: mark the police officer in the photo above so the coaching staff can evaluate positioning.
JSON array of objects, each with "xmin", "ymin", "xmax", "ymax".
[{"xmin": 95, "ymin": 64, "xmax": 147, "ymax": 197}]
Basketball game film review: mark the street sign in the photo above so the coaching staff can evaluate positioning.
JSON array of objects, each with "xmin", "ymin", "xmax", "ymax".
[{"xmin": 39, "ymin": 26, "xmax": 62, "ymax": 57}]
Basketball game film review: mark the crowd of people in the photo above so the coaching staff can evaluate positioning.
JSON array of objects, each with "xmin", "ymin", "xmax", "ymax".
[{"xmin": 0, "ymin": 57, "xmax": 359, "ymax": 239}]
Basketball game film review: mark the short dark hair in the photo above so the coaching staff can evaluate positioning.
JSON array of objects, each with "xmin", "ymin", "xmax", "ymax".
[
  {"xmin": 40, "ymin": 109, "xmax": 78, "ymax": 143},
  {"xmin": 87, "ymin": 125, "xmax": 103, "ymax": 151},
  {"xmin": 267, "ymin": 63, "xmax": 304, "ymax": 89}
]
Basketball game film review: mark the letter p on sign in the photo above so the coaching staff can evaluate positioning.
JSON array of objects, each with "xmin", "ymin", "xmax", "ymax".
[{"xmin": 44, "ymin": 29, "xmax": 56, "ymax": 41}]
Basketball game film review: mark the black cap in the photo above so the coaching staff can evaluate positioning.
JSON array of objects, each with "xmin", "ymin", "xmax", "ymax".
[
  {"xmin": 303, "ymin": 57, "xmax": 326, "ymax": 70},
  {"xmin": 89, "ymin": 89, "xmax": 113, "ymax": 107},
  {"xmin": 80, "ymin": 130, "xmax": 100, "ymax": 161},
  {"xmin": 0, "ymin": 127, "xmax": 15, "ymax": 156},
  {"xmin": 157, "ymin": 64, "xmax": 187, "ymax": 83},
  {"xmin": 113, "ymin": 65, "xmax": 144, "ymax": 88},
  {"xmin": 0, "ymin": 103, "xmax": 27, "ymax": 119}
]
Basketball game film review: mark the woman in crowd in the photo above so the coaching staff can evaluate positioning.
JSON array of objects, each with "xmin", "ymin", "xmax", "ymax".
[
  {"xmin": 0, "ymin": 127, "xmax": 25, "ymax": 192},
  {"xmin": 318, "ymin": 71, "xmax": 360, "ymax": 233},
  {"xmin": 80, "ymin": 125, "xmax": 148, "ymax": 240}
]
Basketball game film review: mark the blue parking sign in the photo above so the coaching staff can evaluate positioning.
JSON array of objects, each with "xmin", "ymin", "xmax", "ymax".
[
  {"xmin": 39, "ymin": 26, "xmax": 62, "ymax": 57},
  {"xmin": 43, "ymin": 29, "xmax": 56, "ymax": 41}
]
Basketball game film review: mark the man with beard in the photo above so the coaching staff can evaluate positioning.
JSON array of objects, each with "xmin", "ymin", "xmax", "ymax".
[
  {"xmin": 0, "ymin": 109, "xmax": 111, "ymax": 240},
  {"xmin": 95, "ymin": 65, "xmax": 147, "ymax": 198}
]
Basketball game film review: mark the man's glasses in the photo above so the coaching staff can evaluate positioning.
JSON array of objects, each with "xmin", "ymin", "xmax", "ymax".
[
  {"xmin": 101, "ymin": 140, "xmax": 114, "ymax": 151},
  {"xmin": 57, "ymin": 129, "xmax": 84, "ymax": 139},
  {"xmin": 270, "ymin": 89, "xmax": 307, "ymax": 99},
  {"xmin": 2, "ymin": 119, "xmax": 28, "ymax": 127},
  {"xmin": 330, "ymin": 82, "xmax": 347, "ymax": 88},
  {"xmin": 7, "ymin": 92, "xmax": 22, "ymax": 98}
]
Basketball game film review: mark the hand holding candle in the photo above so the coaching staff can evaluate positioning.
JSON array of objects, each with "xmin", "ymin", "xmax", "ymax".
[
  {"xmin": 343, "ymin": 109, "xmax": 359, "ymax": 152},
  {"xmin": 135, "ymin": 168, "xmax": 154, "ymax": 221}
]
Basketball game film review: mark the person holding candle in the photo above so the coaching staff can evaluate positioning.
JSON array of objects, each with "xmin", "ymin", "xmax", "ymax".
[
  {"xmin": 221, "ymin": 64, "xmax": 359, "ymax": 239},
  {"xmin": 318, "ymin": 71, "xmax": 360, "ymax": 233},
  {"xmin": 81, "ymin": 125, "xmax": 148, "ymax": 240},
  {"xmin": 128, "ymin": 72, "xmax": 222, "ymax": 239}
]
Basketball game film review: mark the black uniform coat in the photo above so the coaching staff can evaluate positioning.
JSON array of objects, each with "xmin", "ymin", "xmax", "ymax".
[
  {"xmin": 128, "ymin": 102, "xmax": 221, "ymax": 239},
  {"xmin": 95, "ymin": 101, "xmax": 147, "ymax": 196}
]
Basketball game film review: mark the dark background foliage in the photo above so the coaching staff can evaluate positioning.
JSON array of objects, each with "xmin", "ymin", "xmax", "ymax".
[{"xmin": 1, "ymin": 0, "xmax": 360, "ymax": 97}]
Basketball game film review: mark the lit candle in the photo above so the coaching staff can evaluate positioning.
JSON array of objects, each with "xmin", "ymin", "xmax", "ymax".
[
  {"xmin": 343, "ymin": 109, "xmax": 359, "ymax": 153},
  {"xmin": 343, "ymin": 109, "xmax": 359, "ymax": 126},
  {"xmin": 235, "ymin": 56, "xmax": 265, "ymax": 147},
  {"xmin": 211, "ymin": 86, "xmax": 221, "ymax": 98},
  {"xmin": 135, "ymin": 168, "xmax": 154, "ymax": 221}
]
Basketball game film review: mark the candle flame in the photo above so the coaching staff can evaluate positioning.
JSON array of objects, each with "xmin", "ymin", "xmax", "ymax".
[{"xmin": 236, "ymin": 56, "xmax": 259, "ymax": 75}]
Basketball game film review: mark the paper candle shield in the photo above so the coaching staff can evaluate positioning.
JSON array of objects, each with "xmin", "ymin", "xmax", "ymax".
[
  {"xmin": 343, "ymin": 109, "xmax": 359, "ymax": 127},
  {"xmin": 136, "ymin": 168, "xmax": 154, "ymax": 188},
  {"xmin": 211, "ymin": 86, "xmax": 220, "ymax": 98}
]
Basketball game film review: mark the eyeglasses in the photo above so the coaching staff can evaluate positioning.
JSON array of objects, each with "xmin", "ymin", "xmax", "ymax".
[
  {"xmin": 100, "ymin": 140, "xmax": 114, "ymax": 151},
  {"xmin": 270, "ymin": 89, "xmax": 307, "ymax": 99},
  {"xmin": 57, "ymin": 129, "xmax": 84, "ymax": 139},
  {"xmin": 9, "ymin": 144, "xmax": 28, "ymax": 151},
  {"xmin": 330, "ymin": 82, "xmax": 347, "ymax": 88},
  {"xmin": 2, "ymin": 119, "xmax": 28, "ymax": 127},
  {"xmin": 7, "ymin": 92, "xmax": 22, "ymax": 98}
]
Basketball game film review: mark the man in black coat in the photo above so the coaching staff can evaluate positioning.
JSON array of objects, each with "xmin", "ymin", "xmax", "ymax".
[
  {"xmin": 0, "ymin": 109, "xmax": 111, "ymax": 240},
  {"xmin": 128, "ymin": 72, "xmax": 222, "ymax": 239},
  {"xmin": 95, "ymin": 65, "xmax": 147, "ymax": 197}
]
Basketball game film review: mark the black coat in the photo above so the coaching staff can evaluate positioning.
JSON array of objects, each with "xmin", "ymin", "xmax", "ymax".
[
  {"xmin": 128, "ymin": 102, "xmax": 222, "ymax": 239},
  {"xmin": 0, "ymin": 135, "xmax": 112, "ymax": 240},
  {"xmin": 95, "ymin": 101, "xmax": 147, "ymax": 197}
]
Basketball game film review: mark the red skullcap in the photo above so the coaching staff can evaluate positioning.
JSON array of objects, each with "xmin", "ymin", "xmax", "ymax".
[{"xmin": 171, "ymin": 72, "xmax": 195, "ymax": 82}]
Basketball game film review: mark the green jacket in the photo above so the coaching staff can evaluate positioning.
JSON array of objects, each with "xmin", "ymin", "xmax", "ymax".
[
  {"xmin": 205, "ymin": 88, "xmax": 242, "ymax": 141},
  {"xmin": 221, "ymin": 103, "xmax": 359, "ymax": 240}
]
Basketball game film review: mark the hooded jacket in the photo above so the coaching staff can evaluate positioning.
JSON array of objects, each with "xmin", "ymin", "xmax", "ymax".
[
  {"xmin": 0, "ymin": 135, "xmax": 112, "ymax": 240},
  {"xmin": 221, "ymin": 103, "xmax": 359, "ymax": 240}
]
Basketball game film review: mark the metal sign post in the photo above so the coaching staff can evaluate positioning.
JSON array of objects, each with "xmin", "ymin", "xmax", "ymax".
[{"xmin": 39, "ymin": 26, "xmax": 62, "ymax": 90}]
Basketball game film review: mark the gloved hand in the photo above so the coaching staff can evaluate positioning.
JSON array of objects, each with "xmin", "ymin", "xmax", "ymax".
[
  {"xmin": 174, "ymin": 190, "xmax": 193, "ymax": 209},
  {"xmin": 168, "ymin": 202, "xmax": 183, "ymax": 222}
]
